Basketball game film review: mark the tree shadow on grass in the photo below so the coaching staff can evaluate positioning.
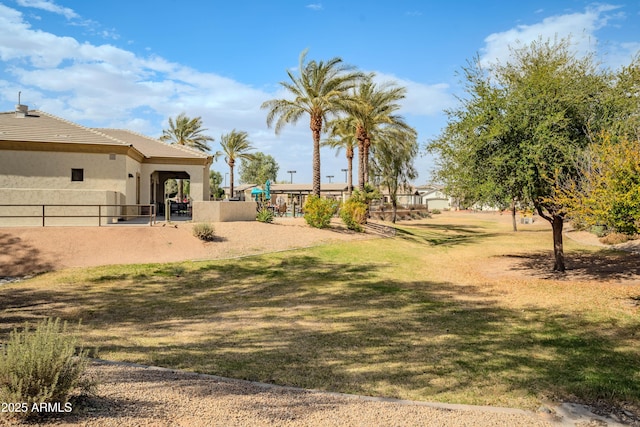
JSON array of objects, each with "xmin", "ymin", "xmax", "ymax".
[
  {"xmin": 0, "ymin": 254, "xmax": 638, "ymax": 419},
  {"xmin": 0, "ymin": 232, "xmax": 54, "ymax": 276},
  {"xmin": 504, "ymin": 249, "xmax": 640, "ymax": 281},
  {"xmin": 395, "ymin": 223, "xmax": 499, "ymax": 247}
]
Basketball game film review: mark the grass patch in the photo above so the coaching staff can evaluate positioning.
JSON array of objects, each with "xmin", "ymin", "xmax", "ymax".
[{"xmin": 0, "ymin": 212, "xmax": 638, "ymax": 414}]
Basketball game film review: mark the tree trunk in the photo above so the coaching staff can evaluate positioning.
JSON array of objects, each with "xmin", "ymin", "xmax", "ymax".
[
  {"xmin": 228, "ymin": 159, "xmax": 235, "ymax": 198},
  {"xmin": 356, "ymin": 125, "xmax": 366, "ymax": 191},
  {"xmin": 391, "ymin": 198, "xmax": 397, "ymax": 223},
  {"xmin": 177, "ymin": 178, "xmax": 183, "ymax": 202},
  {"xmin": 511, "ymin": 199, "xmax": 518, "ymax": 232},
  {"xmin": 536, "ymin": 205, "xmax": 566, "ymax": 272},
  {"xmin": 551, "ymin": 215, "xmax": 565, "ymax": 272},
  {"xmin": 347, "ymin": 152, "xmax": 354, "ymax": 195},
  {"xmin": 363, "ymin": 137, "xmax": 371, "ymax": 185},
  {"xmin": 311, "ymin": 115, "xmax": 322, "ymax": 197}
]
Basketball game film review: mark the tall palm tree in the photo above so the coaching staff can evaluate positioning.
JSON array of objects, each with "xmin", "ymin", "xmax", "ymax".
[
  {"xmin": 261, "ymin": 50, "xmax": 363, "ymax": 196},
  {"xmin": 160, "ymin": 112, "xmax": 214, "ymax": 201},
  {"xmin": 219, "ymin": 129, "xmax": 256, "ymax": 198},
  {"xmin": 343, "ymin": 75, "xmax": 412, "ymax": 190},
  {"xmin": 370, "ymin": 126, "xmax": 418, "ymax": 223},
  {"xmin": 322, "ymin": 117, "xmax": 357, "ymax": 195}
]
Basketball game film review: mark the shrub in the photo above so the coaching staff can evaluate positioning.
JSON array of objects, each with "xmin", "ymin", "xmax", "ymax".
[
  {"xmin": 303, "ymin": 196, "xmax": 338, "ymax": 229},
  {"xmin": 431, "ymin": 209, "xmax": 442, "ymax": 214},
  {"xmin": 590, "ymin": 225, "xmax": 608, "ymax": 237},
  {"xmin": 340, "ymin": 199, "xmax": 368, "ymax": 232},
  {"xmin": 256, "ymin": 207, "xmax": 274, "ymax": 223},
  {"xmin": 600, "ymin": 232, "xmax": 633, "ymax": 245},
  {"xmin": 0, "ymin": 318, "xmax": 89, "ymax": 419},
  {"xmin": 192, "ymin": 222, "xmax": 216, "ymax": 241}
]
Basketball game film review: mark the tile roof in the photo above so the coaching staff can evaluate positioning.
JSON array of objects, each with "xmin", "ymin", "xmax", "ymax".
[
  {"xmin": 0, "ymin": 109, "xmax": 210, "ymax": 161},
  {"xmin": 95, "ymin": 129, "xmax": 209, "ymax": 159},
  {"xmin": 0, "ymin": 110, "xmax": 126, "ymax": 146}
]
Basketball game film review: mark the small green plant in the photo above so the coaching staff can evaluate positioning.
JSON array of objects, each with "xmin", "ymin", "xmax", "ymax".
[
  {"xmin": 192, "ymin": 222, "xmax": 216, "ymax": 241},
  {"xmin": 431, "ymin": 208, "xmax": 442, "ymax": 214},
  {"xmin": 340, "ymin": 199, "xmax": 368, "ymax": 232},
  {"xmin": 256, "ymin": 207, "xmax": 274, "ymax": 223},
  {"xmin": 303, "ymin": 195, "xmax": 338, "ymax": 229},
  {"xmin": 0, "ymin": 318, "xmax": 89, "ymax": 419}
]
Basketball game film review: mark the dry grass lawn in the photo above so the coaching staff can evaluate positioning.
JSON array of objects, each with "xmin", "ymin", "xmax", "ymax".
[{"xmin": 1, "ymin": 211, "xmax": 638, "ymax": 416}]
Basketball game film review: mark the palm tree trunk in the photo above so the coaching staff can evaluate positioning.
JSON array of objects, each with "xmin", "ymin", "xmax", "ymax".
[
  {"xmin": 363, "ymin": 137, "xmax": 371, "ymax": 185},
  {"xmin": 228, "ymin": 159, "xmax": 235, "ymax": 198},
  {"xmin": 311, "ymin": 115, "xmax": 322, "ymax": 197},
  {"xmin": 356, "ymin": 125, "xmax": 366, "ymax": 191},
  {"xmin": 347, "ymin": 153, "xmax": 354, "ymax": 196},
  {"xmin": 177, "ymin": 178, "xmax": 183, "ymax": 202}
]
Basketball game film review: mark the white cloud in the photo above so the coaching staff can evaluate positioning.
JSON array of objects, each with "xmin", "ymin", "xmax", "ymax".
[
  {"xmin": 15, "ymin": 0, "xmax": 78, "ymax": 20},
  {"xmin": 479, "ymin": 4, "xmax": 622, "ymax": 67},
  {"xmin": 306, "ymin": 3, "xmax": 323, "ymax": 11},
  {"xmin": 372, "ymin": 72, "xmax": 455, "ymax": 117}
]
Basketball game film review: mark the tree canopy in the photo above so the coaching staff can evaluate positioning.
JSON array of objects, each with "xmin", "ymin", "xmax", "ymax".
[
  {"xmin": 239, "ymin": 152, "xmax": 279, "ymax": 186},
  {"xmin": 429, "ymin": 38, "xmax": 608, "ymax": 272}
]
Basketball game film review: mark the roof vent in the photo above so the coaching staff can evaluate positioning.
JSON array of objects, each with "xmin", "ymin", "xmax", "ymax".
[{"xmin": 15, "ymin": 104, "xmax": 28, "ymax": 118}]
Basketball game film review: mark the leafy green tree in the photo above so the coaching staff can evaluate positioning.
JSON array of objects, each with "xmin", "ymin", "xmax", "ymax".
[
  {"xmin": 220, "ymin": 129, "xmax": 256, "ymax": 198},
  {"xmin": 371, "ymin": 127, "xmax": 418, "ymax": 223},
  {"xmin": 209, "ymin": 170, "xmax": 225, "ymax": 199},
  {"xmin": 160, "ymin": 112, "xmax": 214, "ymax": 201},
  {"xmin": 261, "ymin": 49, "xmax": 363, "ymax": 196},
  {"xmin": 239, "ymin": 152, "xmax": 280, "ymax": 185},
  {"xmin": 429, "ymin": 38, "xmax": 607, "ymax": 272},
  {"xmin": 560, "ymin": 133, "xmax": 640, "ymax": 235},
  {"xmin": 429, "ymin": 60, "xmax": 525, "ymax": 231}
]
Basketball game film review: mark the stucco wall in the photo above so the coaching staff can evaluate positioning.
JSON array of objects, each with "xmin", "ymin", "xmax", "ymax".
[
  {"xmin": 192, "ymin": 201, "xmax": 257, "ymax": 222},
  {"xmin": 0, "ymin": 189, "xmax": 120, "ymax": 226},
  {"xmin": 0, "ymin": 150, "xmax": 127, "ymax": 193}
]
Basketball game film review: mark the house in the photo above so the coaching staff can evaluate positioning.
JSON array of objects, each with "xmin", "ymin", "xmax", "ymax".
[
  {"xmin": 0, "ymin": 105, "xmax": 213, "ymax": 225},
  {"xmin": 415, "ymin": 184, "xmax": 453, "ymax": 210}
]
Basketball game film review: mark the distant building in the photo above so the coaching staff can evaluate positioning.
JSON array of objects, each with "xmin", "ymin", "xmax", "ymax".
[{"xmin": 0, "ymin": 106, "xmax": 213, "ymax": 225}]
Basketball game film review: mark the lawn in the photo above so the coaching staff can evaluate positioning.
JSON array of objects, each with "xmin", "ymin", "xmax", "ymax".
[{"xmin": 1, "ymin": 212, "xmax": 638, "ymax": 414}]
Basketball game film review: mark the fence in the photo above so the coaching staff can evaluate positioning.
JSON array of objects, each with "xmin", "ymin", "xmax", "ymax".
[{"xmin": 0, "ymin": 204, "xmax": 156, "ymax": 226}]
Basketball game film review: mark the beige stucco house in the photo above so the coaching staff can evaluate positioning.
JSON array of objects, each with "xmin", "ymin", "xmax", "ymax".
[{"xmin": 0, "ymin": 106, "xmax": 213, "ymax": 225}]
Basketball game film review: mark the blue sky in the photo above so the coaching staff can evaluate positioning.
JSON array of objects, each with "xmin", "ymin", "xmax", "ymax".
[{"xmin": 1, "ymin": 1, "xmax": 638, "ymax": 184}]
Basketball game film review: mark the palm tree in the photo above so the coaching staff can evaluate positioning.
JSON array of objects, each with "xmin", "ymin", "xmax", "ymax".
[
  {"xmin": 261, "ymin": 50, "xmax": 363, "ymax": 196},
  {"xmin": 322, "ymin": 117, "xmax": 357, "ymax": 195},
  {"xmin": 370, "ymin": 126, "xmax": 418, "ymax": 223},
  {"xmin": 160, "ymin": 112, "xmax": 214, "ymax": 201},
  {"xmin": 343, "ymin": 75, "xmax": 412, "ymax": 190},
  {"xmin": 219, "ymin": 129, "xmax": 256, "ymax": 198}
]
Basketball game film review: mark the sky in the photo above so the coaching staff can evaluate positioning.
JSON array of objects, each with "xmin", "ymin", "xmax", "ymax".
[{"xmin": 0, "ymin": 0, "xmax": 638, "ymax": 185}]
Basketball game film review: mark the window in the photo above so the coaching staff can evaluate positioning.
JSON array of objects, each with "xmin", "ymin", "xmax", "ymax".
[{"xmin": 71, "ymin": 168, "xmax": 84, "ymax": 182}]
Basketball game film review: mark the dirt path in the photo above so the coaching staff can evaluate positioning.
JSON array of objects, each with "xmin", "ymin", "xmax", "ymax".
[{"xmin": 0, "ymin": 218, "xmax": 375, "ymax": 277}]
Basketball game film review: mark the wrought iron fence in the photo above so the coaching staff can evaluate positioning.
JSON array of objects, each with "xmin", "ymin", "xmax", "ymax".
[{"xmin": 0, "ymin": 204, "xmax": 156, "ymax": 226}]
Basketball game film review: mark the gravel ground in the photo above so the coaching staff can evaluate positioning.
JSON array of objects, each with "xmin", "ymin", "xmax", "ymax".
[{"xmin": 2, "ymin": 361, "xmax": 559, "ymax": 427}]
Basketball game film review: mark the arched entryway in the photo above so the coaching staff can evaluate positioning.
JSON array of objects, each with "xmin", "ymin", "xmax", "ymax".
[{"xmin": 151, "ymin": 171, "xmax": 191, "ymax": 217}]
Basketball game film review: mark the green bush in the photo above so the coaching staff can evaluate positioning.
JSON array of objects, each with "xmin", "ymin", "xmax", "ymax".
[
  {"xmin": 192, "ymin": 222, "xmax": 216, "ymax": 241},
  {"xmin": 0, "ymin": 318, "xmax": 89, "ymax": 419},
  {"xmin": 256, "ymin": 207, "xmax": 274, "ymax": 223},
  {"xmin": 303, "ymin": 196, "xmax": 338, "ymax": 229},
  {"xmin": 431, "ymin": 209, "xmax": 442, "ymax": 214},
  {"xmin": 340, "ymin": 199, "xmax": 368, "ymax": 232}
]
